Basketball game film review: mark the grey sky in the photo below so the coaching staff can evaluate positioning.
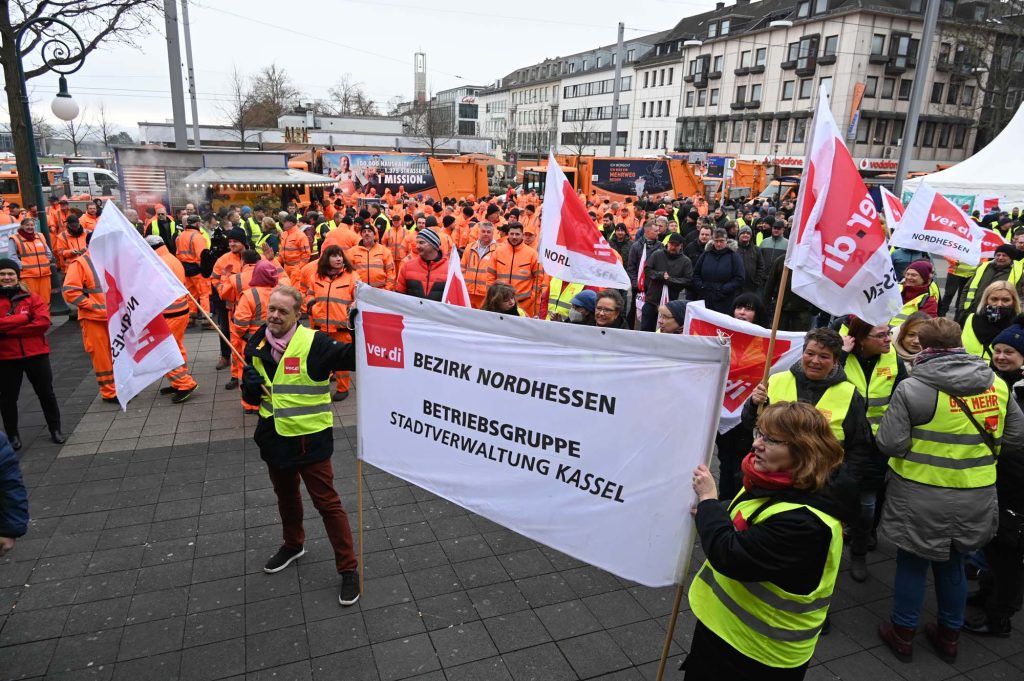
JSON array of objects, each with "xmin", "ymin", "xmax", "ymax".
[{"xmin": 14, "ymin": 0, "xmax": 719, "ymax": 135}]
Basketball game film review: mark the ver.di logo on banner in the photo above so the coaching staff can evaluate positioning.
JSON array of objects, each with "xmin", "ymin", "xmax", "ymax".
[{"xmin": 362, "ymin": 311, "xmax": 406, "ymax": 368}]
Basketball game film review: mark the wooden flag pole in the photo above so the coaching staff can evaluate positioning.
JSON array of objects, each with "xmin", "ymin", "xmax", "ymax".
[
  {"xmin": 185, "ymin": 291, "xmax": 270, "ymax": 397},
  {"xmin": 758, "ymin": 266, "xmax": 792, "ymax": 412},
  {"xmin": 357, "ymin": 457, "xmax": 364, "ymax": 594},
  {"xmin": 654, "ymin": 583, "xmax": 686, "ymax": 681}
]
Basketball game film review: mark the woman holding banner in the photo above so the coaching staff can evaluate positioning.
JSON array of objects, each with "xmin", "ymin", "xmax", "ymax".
[{"xmin": 685, "ymin": 402, "xmax": 857, "ymax": 680}]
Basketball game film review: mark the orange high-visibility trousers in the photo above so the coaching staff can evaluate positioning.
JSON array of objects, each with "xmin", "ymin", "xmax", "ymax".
[
  {"xmin": 186, "ymin": 275, "xmax": 211, "ymax": 318},
  {"xmin": 326, "ymin": 329, "xmax": 351, "ymax": 393},
  {"xmin": 164, "ymin": 313, "xmax": 197, "ymax": 391},
  {"xmin": 229, "ymin": 329, "xmax": 246, "ymax": 381},
  {"xmin": 80, "ymin": 318, "xmax": 116, "ymax": 399},
  {"xmin": 22, "ymin": 276, "xmax": 51, "ymax": 305}
]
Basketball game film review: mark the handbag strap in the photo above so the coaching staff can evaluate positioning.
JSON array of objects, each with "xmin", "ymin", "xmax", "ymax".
[{"xmin": 949, "ymin": 394, "xmax": 998, "ymax": 456}]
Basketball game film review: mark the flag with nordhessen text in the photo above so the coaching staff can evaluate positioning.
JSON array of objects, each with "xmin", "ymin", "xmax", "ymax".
[
  {"xmin": 89, "ymin": 203, "xmax": 188, "ymax": 409},
  {"xmin": 890, "ymin": 182, "xmax": 985, "ymax": 266},
  {"xmin": 539, "ymin": 152, "xmax": 631, "ymax": 289},
  {"xmin": 785, "ymin": 86, "xmax": 902, "ymax": 326}
]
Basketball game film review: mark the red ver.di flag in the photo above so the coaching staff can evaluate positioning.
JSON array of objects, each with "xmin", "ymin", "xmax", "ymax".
[
  {"xmin": 683, "ymin": 302, "xmax": 805, "ymax": 433},
  {"xmin": 786, "ymin": 86, "xmax": 902, "ymax": 326},
  {"xmin": 981, "ymin": 228, "xmax": 1007, "ymax": 260},
  {"xmin": 890, "ymin": 182, "xmax": 984, "ymax": 267},
  {"xmin": 441, "ymin": 248, "xmax": 471, "ymax": 307},
  {"xmin": 879, "ymin": 187, "xmax": 906, "ymax": 230},
  {"xmin": 89, "ymin": 203, "xmax": 189, "ymax": 409},
  {"xmin": 539, "ymin": 152, "xmax": 631, "ymax": 289}
]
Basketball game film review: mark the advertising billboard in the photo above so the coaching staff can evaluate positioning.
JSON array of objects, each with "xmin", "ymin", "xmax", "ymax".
[{"xmin": 321, "ymin": 152, "xmax": 436, "ymax": 197}]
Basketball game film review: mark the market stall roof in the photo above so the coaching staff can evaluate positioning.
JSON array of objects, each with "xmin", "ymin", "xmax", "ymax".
[{"xmin": 182, "ymin": 167, "xmax": 334, "ymax": 187}]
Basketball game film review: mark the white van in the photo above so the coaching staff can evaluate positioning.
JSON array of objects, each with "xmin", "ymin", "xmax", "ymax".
[{"xmin": 64, "ymin": 166, "xmax": 119, "ymax": 197}]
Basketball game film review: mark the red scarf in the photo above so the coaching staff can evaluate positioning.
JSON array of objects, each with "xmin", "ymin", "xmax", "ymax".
[{"xmin": 741, "ymin": 452, "xmax": 794, "ymax": 491}]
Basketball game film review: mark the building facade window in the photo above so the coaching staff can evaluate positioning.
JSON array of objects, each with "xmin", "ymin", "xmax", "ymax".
[
  {"xmin": 776, "ymin": 118, "xmax": 790, "ymax": 142},
  {"xmin": 823, "ymin": 35, "xmax": 838, "ymax": 57},
  {"xmin": 899, "ymin": 78, "xmax": 912, "ymax": 100},
  {"xmin": 930, "ymin": 82, "xmax": 944, "ymax": 104},
  {"xmin": 782, "ymin": 80, "xmax": 795, "ymax": 100},
  {"xmin": 761, "ymin": 119, "xmax": 773, "ymax": 142},
  {"xmin": 799, "ymin": 78, "xmax": 813, "ymax": 98}
]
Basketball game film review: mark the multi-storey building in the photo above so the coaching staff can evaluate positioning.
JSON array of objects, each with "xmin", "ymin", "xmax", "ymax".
[
  {"xmin": 477, "ymin": 32, "xmax": 666, "ymax": 159},
  {"xmin": 477, "ymin": 0, "xmax": 1018, "ymax": 181}
]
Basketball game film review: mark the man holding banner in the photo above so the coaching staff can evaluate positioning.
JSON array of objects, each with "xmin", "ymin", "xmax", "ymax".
[{"xmin": 241, "ymin": 285, "xmax": 361, "ymax": 607}]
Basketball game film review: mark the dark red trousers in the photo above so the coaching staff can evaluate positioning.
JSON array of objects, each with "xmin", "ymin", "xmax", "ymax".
[{"xmin": 267, "ymin": 458, "xmax": 358, "ymax": 572}]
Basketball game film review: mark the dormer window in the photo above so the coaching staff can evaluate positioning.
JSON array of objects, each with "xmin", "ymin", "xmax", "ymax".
[
  {"xmin": 721, "ymin": 19, "xmax": 730, "ymax": 34},
  {"xmin": 709, "ymin": 22, "xmax": 718, "ymax": 38}
]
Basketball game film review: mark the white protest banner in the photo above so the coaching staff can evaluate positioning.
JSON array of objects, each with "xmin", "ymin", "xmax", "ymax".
[
  {"xmin": 90, "ymin": 203, "xmax": 188, "ymax": 409},
  {"xmin": 890, "ymin": 182, "xmax": 984, "ymax": 266},
  {"xmin": 355, "ymin": 285, "xmax": 729, "ymax": 587},
  {"xmin": 683, "ymin": 302, "xmax": 805, "ymax": 433}
]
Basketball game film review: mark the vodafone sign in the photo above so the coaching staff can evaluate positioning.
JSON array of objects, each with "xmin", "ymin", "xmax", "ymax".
[{"xmin": 858, "ymin": 158, "xmax": 900, "ymax": 172}]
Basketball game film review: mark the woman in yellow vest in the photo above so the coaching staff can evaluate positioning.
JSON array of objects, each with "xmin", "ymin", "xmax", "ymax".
[
  {"xmin": 841, "ymin": 318, "xmax": 908, "ymax": 583},
  {"xmin": 960, "ymin": 281, "xmax": 1020, "ymax": 361},
  {"xmin": 876, "ymin": 318, "xmax": 1024, "ymax": 663},
  {"xmin": 685, "ymin": 402, "xmax": 857, "ymax": 679},
  {"xmin": 990, "ymin": 322, "xmax": 1024, "ymax": 387},
  {"xmin": 894, "ymin": 261, "xmax": 939, "ymax": 325}
]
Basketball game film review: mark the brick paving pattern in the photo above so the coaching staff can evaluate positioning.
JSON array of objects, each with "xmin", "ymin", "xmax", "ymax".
[{"xmin": 1, "ymin": 321, "xmax": 1022, "ymax": 680}]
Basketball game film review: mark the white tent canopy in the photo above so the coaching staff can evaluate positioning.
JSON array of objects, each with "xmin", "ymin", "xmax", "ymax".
[{"xmin": 903, "ymin": 104, "xmax": 1024, "ymax": 209}]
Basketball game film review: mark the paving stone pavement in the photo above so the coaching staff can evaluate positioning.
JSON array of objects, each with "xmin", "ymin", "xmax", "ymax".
[{"xmin": 2, "ymin": 320, "xmax": 1023, "ymax": 680}]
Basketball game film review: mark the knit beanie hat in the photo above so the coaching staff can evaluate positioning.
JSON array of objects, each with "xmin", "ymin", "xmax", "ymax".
[
  {"xmin": 226, "ymin": 228, "xmax": 248, "ymax": 243},
  {"xmin": 417, "ymin": 228, "xmax": 442, "ymax": 251},
  {"xmin": 996, "ymin": 244, "xmax": 1018, "ymax": 259},
  {"xmin": 0, "ymin": 258, "xmax": 20, "ymax": 275},
  {"xmin": 992, "ymin": 324, "xmax": 1024, "ymax": 357},
  {"xmin": 569, "ymin": 289, "xmax": 597, "ymax": 312},
  {"xmin": 904, "ymin": 260, "xmax": 933, "ymax": 281},
  {"xmin": 665, "ymin": 299, "xmax": 687, "ymax": 325}
]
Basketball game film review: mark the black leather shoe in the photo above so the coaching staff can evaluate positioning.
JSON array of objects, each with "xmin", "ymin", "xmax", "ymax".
[
  {"xmin": 9, "ymin": 435, "xmax": 21, "ymax": 450},
  {"xmin": 50, "ymin": 430, "xmax": 67, "ymax": 445},
  {"xmin": 102, "ymin": 396, "xmax": 120, "ymax": 404},
  {"xmin": 224, "ymin": 377, "xmax": 239, "ymax": 390}
]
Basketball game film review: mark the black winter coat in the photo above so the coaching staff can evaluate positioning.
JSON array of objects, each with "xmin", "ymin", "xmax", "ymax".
[
  {"xmin": 243, "ymin": 325, "xmax": 356, "ymax": 469},
  {"xmin": 693, "ymin": 246, "xmax": 745, "ymax": 314}
]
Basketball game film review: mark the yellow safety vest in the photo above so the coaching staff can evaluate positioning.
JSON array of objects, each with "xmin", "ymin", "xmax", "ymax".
[
  {"xmin": 961, "ymin": 314, "xmax": 994, "ymax": 361},
  {"xmin": 890, "ymin": 281, "xmax": 938, "ymax": 326},
  {"xmin": 844, "ymin": 348, "xmax": 898, "ymax": 434},
  {"xmin": 149, "ymin": 218, "xmax": 177, "ymax": 237},
  {"xmin": 689, "ymin": 492, "xmax": 843, "ymax": 668},
  {"xmin": 242, "ymin": 217, "xmax": 261, "ymax": 242},
  {"xmin": 546, "ymin": 279, "xmax": 585, "ymax": 320},
  {"xmin": 252, "ymin": 325, "xmax": 333, "ymax": 436},
  {"xmin": 961, "ymin": 260, "xmax": 1024, "ymax": 314},
  {"xmin": 889, "ymin": 378, "xmax": 1007, "ymax": 488},
  {"xmin": 767, "ymin": 371, "xmax": 854, "ymax": 443}
]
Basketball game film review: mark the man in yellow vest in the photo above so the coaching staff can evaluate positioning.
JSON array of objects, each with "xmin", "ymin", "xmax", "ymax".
[
  {"xmin": 875, "ymin": 318, "xmax": 1024, "ymax": 663},
  {"xmin": 241, "ymin": 286, "xmax": 360, "ymax": 607}
]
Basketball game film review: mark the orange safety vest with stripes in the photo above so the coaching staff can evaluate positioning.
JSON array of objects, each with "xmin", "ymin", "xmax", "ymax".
[
  {"xmin": 460, "ymin": 240, "xmax": 497, "ymax": 298},
  {"xmin": 9, "ymin": 232, "xmax": 51, "ymax": 279},
  {"xmin": 231, "ymin": 285, "xmax": 273, "ymax": 341},
  {"xmin": 157, "ymin": 247, "xmax": 190, "ymax": 317},
  {"xmin": 279, "ymin": 226, "xmax": 311, "ymax": 268},
  {"xmin": 305, "ymin": 270, "xmax": 358, "ymax": 333}
]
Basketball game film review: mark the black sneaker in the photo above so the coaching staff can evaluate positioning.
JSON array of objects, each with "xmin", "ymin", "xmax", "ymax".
[
  {"xmin": 224, "ymin": 377, "xmax": 239, "ymax": 390},
  {"xmin": 332, "ymin": 390, "xmax": 349, "ymax": 402},
  {"xmin": 159, "ymin": 386, "xmax": 177, "ymax": 395},
  {"xmin": 101, "ymin": 396, "xmax": 119, "ymax": 404},
  {"xmin": 172, "ymin": 385, "xmax": 198, "ymax": 404},
  {"xmin": 263, "ymin": 545, "xmax": 305, "ymax": 573},
  {"xmin": 964, "ymin": 616, "xmax": 1012, "ymax": 638},
  {"xmin": 338, "ymin": 570, "xmax": 360, "ymax": 606}
]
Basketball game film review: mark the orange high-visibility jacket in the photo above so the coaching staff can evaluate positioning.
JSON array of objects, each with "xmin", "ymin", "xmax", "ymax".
[
  {"xmin": 62, "ymin": 253, "xmax": 107, "ymax": 321},
  {"xmin": 216, "ymin": 261, "xmax": 252, "ymax": 311},
  {"xmin": 347, "ymin": 243, "xmax": 396, "ymax": 290},
  {"xmin": 279, "ymin": 226, "xmax": 311, "ymax": 269},
  {"xmin": 460, "ymin": 240, "xmax": 497, "ymax": 299},
  {"xmin": 488, "ymin": 242, "xmax": 542, "ymax": 316},
  {"xmin": 231, "ymin": 285, "xmax": 273, "ymax": 341},
  {"xmin": 53, "ymin": 230, "xmax": 88, "ymax": 271},
  {"xmin": 306, "ymin": 270, "xmax": 358, "ymax": 332},
  {"xmin": 156, "ymin": 245, "xmax": 190, "ymax": 316}
]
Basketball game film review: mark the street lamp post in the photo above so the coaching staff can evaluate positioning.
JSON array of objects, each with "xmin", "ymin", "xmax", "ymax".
[{"xmin": 13, "ymin": 17, "xmax": 86, "ymax": 315}]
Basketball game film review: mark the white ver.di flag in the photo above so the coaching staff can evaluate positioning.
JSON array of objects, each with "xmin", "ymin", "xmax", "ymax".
[
  {"xmin": 89, "ymin": 203, "xmax": 189, "ymax": 409},
  {"xmin": 354, "ymin": 285, "xmax": 729, "ymax": 586},
  {"xmin": 538, "ymin": 152, "xmax": 632, "ymax": 289},
  {"xmin": 786, "ymin": 87, "xmax": 902, "ymax": 326},
  {"xmin": 890, "ymin": 182, "xmax": 985, "ymax": 266}
]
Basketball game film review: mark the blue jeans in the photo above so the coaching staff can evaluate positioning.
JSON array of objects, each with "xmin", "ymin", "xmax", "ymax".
[{"xmin": 892, "ymin": 548, "xmax": 968, "ymax": 629}]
